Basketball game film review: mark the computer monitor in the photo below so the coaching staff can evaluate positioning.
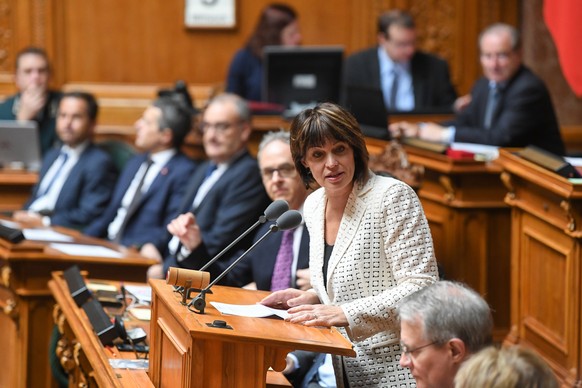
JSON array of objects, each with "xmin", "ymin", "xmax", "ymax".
[
  {"xmin": 262, "ymin": 46, "xmax": 344, "ymax": 117},
  {"xmin": 0, "ymin": 120, "xmax": 41, "ymax": 171},
  {"xmin": 344, "ymin": 85, "xmax": 390, "ymax": 140}
]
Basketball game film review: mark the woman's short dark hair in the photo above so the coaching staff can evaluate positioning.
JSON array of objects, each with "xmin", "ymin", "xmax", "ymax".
[
  {"xmin": 290, "ymin": 102, "xmax": 369, "ymax": 189},
  {"xmin": 247, "ymin": 3, "xmax": 297, "ymax": 57}
]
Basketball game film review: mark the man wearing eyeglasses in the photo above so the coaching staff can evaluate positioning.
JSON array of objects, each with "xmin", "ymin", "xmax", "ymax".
[
  {"xmin": 84, "ymin": 96, "xmax": 196, "ymax": 249},
  {"xmin": 396, "ymin": 281, "xmax": 493, "ymax": 388},
  {"xmin": 390, "ymin": 23, "xmax": 565, "ymax": 155},
  {"xmin": 145, "ymin": 93, "xmax": 270, "ymax": 279},
  {"xmin": 343, "ymin": 10, "xmax": 457, "ymax": 113}
]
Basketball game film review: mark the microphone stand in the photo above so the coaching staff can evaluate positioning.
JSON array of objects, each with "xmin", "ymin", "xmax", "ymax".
[
  {"xmin": 188, "ymin": 225, "xmax": 279, "ymax": 314},
  {"xmin": 198, "ymin": 200, "xmax": 288, "ymax": 272}
]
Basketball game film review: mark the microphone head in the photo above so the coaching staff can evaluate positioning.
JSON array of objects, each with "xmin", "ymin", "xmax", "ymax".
[
  {"xmin": 261, "ymin": 199, "xmax": 289, "ymax": 222},
  {"xmin": 273, "ymin": 210, "xmax": 303, "ymax": 231},
  {"xmin": 166, "ymin": 267, "xmax": 210, "ymax": 289}
]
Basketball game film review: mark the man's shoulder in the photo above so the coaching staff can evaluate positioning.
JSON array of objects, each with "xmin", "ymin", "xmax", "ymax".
[
  {"xmin": 167, "ymin": 152, "xmax": 197, "ymax": 172},
  {"xmin": 0, "ymin": 94, "xmax": 17, "ymax": 117},
  {"xmin": 509, "ymin": 66, "xmax": 547, "ymax": 89},
  {"xmin": 412, "ymin": 51, "xmax": 449, "ymax": 68},
  {"xmin": 80, "ymin": 144, "xmax": 115, "ymax": 169},
  {"xmin": 346, "ymin": 47, "xmax": 377, "ymax": 63}
]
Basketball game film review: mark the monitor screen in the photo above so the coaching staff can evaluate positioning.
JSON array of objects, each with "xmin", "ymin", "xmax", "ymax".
[{"xmin": 262, "ymin": 46, "xmax": 344, "ymax": 117}]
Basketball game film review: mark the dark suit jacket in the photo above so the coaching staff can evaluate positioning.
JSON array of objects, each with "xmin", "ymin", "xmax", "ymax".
[
  {"xmin": 0, "ymin": 90, "xmax": 62, "ymax": 155},
  {"xmin": 84, "ymin": 152, "xmax": 197, "ymax": 249},
  {"xmin": 163, "ymin": 151, "xmax": 271, "ymax": 275},
  {"xmin": 343, "ymin": 48, "xmax": 457, "ymax": 111},
  {"xmin": 25, "ymin": 143, "xmax": 117, "ymax": 230},
  {"xmin": 213, "ymin": 222, "xmax": 310, "ymax": 290},
  {"xmin": 450, "ymin": 65, "xmax": 565, "ymax": 155}
]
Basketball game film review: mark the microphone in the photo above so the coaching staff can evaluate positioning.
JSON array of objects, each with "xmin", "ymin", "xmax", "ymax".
[
  {"xmin": 166, "ymin": 267, "xmax": 211, "ymax": 290},
  {"xmin": 189, "ymin": 209, "xmax": 303, "ymax": 314},
  {"xmin": 197, "ymin": 199, "xmax": 289, "ymax": 271}
]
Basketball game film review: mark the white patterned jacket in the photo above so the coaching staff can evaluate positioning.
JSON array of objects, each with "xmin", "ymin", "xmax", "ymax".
[{"xmin": 304, "ymin": 172, "xmax": 438, "ymax": 387}]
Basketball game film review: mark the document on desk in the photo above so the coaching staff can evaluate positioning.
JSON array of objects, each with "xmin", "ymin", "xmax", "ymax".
[
  {"xmin": 124, "ymin": 285, "xmax": 152, "ymax": 304},
  {"xmin": 23, "ymin": 229, "xmax": 74, "ymax": 242},
  {"xmin": 49, "ymin": 243, "xmax": 124, "ymax": 258},
  {"xmin": 450, "ymin": 142, "xmax": 499, "ymax": 161},
  {"xmin": 210, "ymin": 301, "xmax": 289, "ymax": 319}
]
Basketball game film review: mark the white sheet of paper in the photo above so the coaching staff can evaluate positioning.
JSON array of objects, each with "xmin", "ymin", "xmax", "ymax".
[
  {"xmin": 210, "ymin": 301, "xmax": 289, "ymax": 319},
  {"xmin": 23, "ymin": 229, "xmax": 74, "ymax": 242},
  {"xmin": 128, "ymin": 308, "xmax": 151, "ymax": 321},
  {"xmin": 124, "ymin": 285, "xmax": 152, "ymax": 304},
  {"xmin": 50, "ymin": 243, "xmax": 124, "ymax": 258},
  {"xmin": 450, "ymin": 142, "xmax": 499, "ymax": 160},
  {"xmin": 565, "ymin": 157, "xmax": 582, "ymax": 166},
  {"xmin": 0, "ymin": 219, "xmax": 20, "ymax": 228}
]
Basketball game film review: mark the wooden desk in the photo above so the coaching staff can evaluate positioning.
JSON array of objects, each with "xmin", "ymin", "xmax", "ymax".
[
  {"xmin": 0, "ymin": 225, "xmax": 156, "ymax": 388},
  {"xmin": 50, "ymin": 274, "xmax": 292, "ymax": 388},
  {"xmin": 0, "ymin": 169, "xmax": 37, "ymax": 212},
  {"xmin": 498, "ymin": 149, "xmax": 582, "ymax": 387},
  {"xmin": 50, "ymin": 272, "xmax": 153, "ymax": 387},
  {"xmin": 366, "ymin": 138, "xmax": 511, "ymax": 341},
  {"xmin": 148, "ymin": 279, "xmax": 355, "ymax": 387}
]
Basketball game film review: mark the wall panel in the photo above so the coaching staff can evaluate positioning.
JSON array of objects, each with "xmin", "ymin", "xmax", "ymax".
[{"xmin": 0, "ymin": 0, "xmax": 519, "ymax": 96}]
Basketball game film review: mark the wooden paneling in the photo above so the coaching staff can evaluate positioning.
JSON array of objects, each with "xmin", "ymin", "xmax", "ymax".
[
  {"xmin": 0, "ymin": 0, "xmax": 518, "ymax": 97},
  {"xmin": 499, "ymin": 149, "xmax": 582, "ymax": 387}
]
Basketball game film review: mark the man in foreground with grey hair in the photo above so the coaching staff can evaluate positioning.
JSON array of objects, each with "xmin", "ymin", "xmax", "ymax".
[{"xmin": 397, "ymin": 280, "xmax": 493, "ymax": 388}]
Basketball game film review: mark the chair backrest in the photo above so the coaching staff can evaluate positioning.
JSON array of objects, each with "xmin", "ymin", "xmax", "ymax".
[{"xmin": 97, "ymin": 139, "xmax": 136, "ymax": 173}]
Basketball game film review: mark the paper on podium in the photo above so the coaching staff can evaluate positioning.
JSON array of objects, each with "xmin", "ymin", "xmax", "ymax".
[
  {"xmin": 210, "ymin": 301, "xmax": 289, "ymax": 319},
  {"xmin": 23, "ymin": 229, "xmax": 74, "ymax": 242},
  {"xmin": 50, "ymin": 243, "xmax": 124, "ymax": 258}
]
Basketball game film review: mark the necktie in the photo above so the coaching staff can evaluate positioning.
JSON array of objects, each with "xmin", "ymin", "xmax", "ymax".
[
  {"xmin": 389, "ymin": 68, "xmax": 399, "ymax": 110},
  {"xmin": 270, "ymin": 229, "xmax": 295, "ymax": 291},
  {"xmin": 205, "ymin": 162, "xmax": 217, "ymax": 179},
  {"xmin": 37, "ymin": 151, "xmax": 69, "ymax": 197},
  {"xmin": 113, "ymin": 158, "xmax": 154, "ymax": 244},
  {"xmin": 483, "ymin": 84, "xmax": 500, "ymax": 129},
  {"xmin": 302, "ymin": 353, "xmax": 327, "ymax": 386}
]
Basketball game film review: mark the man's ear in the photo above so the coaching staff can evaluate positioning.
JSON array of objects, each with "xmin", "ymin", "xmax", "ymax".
[
  {"xmin": 160, "ymin": 127, "xmax": 173, "ymax": 146},
  {"xmin": 448, "ymin": 338, "xmax": 467, "ymax": 364}
]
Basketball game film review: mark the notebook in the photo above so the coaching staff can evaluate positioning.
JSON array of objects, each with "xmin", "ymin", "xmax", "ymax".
[
  {"xmin": 344, "ymin": 85, "xmax": 390, "ymax": 140},
  {"xmin": 0, "ymin": 120, "xmax": 41, "ymax": 171}
]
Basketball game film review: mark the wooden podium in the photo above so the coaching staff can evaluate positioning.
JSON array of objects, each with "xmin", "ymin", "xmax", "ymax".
[
  {"xmin": 148, "ymin": 279, "xmax": 355, "ymax": 388},
  {"xmin": 49, "ymin": 271, "xmax": 154, "ymax": 388},
  {"xmin": 0, "ymin": 225, "xmax": 156, "ymax": 388},
  {"xmin": 498, "ymin": 149, "xmax": 582, "ymax": 387},
  {"xmin": 366, "ymin": 138, "xmax": 511, "ymax": 341},
  {"xmin": 0, "ymin": 169, "xmax": 37, "ymax": 212}
]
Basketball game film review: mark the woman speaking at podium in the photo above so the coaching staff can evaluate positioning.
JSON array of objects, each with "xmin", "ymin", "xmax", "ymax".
[{"xmin": 261, "ymin": 102, "xmax": 438, "ymax": 387}]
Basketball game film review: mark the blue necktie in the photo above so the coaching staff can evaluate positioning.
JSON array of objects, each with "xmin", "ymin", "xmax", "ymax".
[
  {"xmin": 37, "ymin": 151, "xmax": 68, "ymax": 197},
  {"xmin": 483, "ymin": 84, "xmax": 500, "ymax": 129},
  {"xmin": 389, "ymin": 68, "xmax": 399, "ymax": 111}
]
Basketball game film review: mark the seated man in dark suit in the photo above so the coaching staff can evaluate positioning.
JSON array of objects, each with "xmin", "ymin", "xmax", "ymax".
[
  {"xmin": 0, "ymin": 47, "xmax": 61, "ymax": 155},
  {"xmin": 143, "ymin": 93, "xmax": 270, "ymax": 278},
  {"xmin": 213, "ymin": 131, "xmax": 334, "ymax": 388},
  {"xmin": 390, "ymin": 23, "xmax": 566, "ymax": 156},
  {"xmin": 216, "ymin": 130, "xmax": 311, "ymax": 291},
  {"xmin": 84, "ymin": 96, "xmax": 197, "ymax": 250},
  {"xmin": 344, "ymin": 10, "xmax": 457, "ymax": 113},
  {"xmin": 13, "ymin": 91, "xmax": 116, "ymax": 229}
]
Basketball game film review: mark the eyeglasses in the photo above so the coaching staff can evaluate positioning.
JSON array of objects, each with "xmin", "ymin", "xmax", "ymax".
[
  {"xmin": 199, "ymin": 121, "xmax": 241, "ymax": 133},
  {"xmin": 400, "ymin": 341, "xmax": 437, "ymax": 359},
  {"xmin": 261, "ymin": 164, "xmax": 297, "ymax": 180}
]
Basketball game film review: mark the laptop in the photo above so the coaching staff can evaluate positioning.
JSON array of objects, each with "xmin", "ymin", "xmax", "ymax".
[
  {"xmin": 344, "ymin": 85, "xmax": 390, "ymax": 140},
  {"xmin": 0, "ymin": 120, "xmax": 42, "ymax": 171}
]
